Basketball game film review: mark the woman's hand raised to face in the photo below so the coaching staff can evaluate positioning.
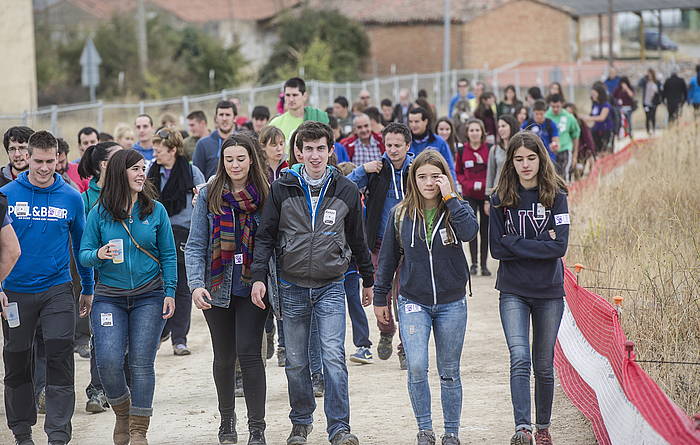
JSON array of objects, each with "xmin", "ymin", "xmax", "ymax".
[{"xmin": 435, "ymin": 174, "xmax": 452, "ymax": 197}]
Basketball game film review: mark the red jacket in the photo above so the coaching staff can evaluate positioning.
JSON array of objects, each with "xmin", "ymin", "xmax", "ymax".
[
  {"xmin": 339, "ymin": 133, "xmax": 385, "ymax": 162},
  {"xmin": 456, "ymin": 143, "xmax": 490, "ymax": 200}
]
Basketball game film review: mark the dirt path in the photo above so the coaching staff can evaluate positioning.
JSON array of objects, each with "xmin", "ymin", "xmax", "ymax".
[{"xmin": 1, "ymin": 256, "xmax": 595, "ymax": 444}]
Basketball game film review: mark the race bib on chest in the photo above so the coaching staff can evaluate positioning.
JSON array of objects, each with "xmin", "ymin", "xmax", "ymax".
[
  {"xmin": 464, "ymin": 160, "xmax": 474, "ymax": 168},
  {"xmin": 323, "ymin": 209, "xmax": 337, "ymax": 225},
  {"xmin": 554, "ymin": 213, "xmax": 570, "ymax": 225},
  {"xmin": 439, "ymin": 228, "xmax": 449, "ymax": 245},
  {"xmin": 536, "ymin": 203, "xmax": 546, "ymax": 218}
]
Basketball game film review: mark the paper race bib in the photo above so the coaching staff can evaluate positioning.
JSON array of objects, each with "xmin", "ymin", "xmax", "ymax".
[
  {"xmin": 234, "ymin": 254, "xmax": 244, "ymax": 265},
  {"xmin": 554, "ymin": 213, "xmax": 570, "ymax": 225},
  {"xmin": 474, "ymin": 181, "xmax": 482, "ymax": 191},
  {"xmin": 323, "ymin": 209, "xmax": 337, "ymax": 225},
  {"xmin": 439, "ymin": 228, "xmax": 449, "ymax": 245},
  {"xmin": 464, "ymin": 160, "xmax": 475, "ymax": 168},
  {"xmin": 405, "ymin": 303, "xmax": 422, "ymax": 314},
  {"xmin": 536, "ymin": 203, "xmax": 546, "ymax": 218},
  {"xmin": 100, "ymin": 313, "xmax": 113, "ymax": 327}
]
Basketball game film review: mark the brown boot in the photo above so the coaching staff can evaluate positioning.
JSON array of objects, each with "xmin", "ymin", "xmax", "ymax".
[
  {"xmin": 129, "ymin": 415, "xmax": 150, "ymax": 445},
  {"xmin": 111, "ymin": 399, "xmax": 130, "ymax": 445}
]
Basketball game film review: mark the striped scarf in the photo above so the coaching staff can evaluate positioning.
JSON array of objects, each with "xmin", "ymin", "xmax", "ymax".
[{"xmin": 210, "ymin": 184, "xmax": 260, "ymax": 290}]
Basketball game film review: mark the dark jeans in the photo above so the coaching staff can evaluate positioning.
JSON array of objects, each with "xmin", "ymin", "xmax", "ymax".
[
  {"xmin": 91, "ymin": 290, "xmax": 166, "ymax": 417},
  {"xmin": 3, "ymin": 282, "xmax": 75, "ymax": 443},
  {"xmin": 280, "ymin": 280, "xmax": 350, "ymax": 440},
  {"xmin": 466, "ymin": 198, "xmax": 489, "ymax": 268},
  {"xmin": 592, "ymin": 129, "xmax": 611, "ymax": 153},
  {"xmin": 370, "ymin": 246, "xmax": 400, "ymax": 338},
  {"xmin": 644, "ymin": 105, "xmax": 657, "ymax": 134},
  {"xmin": 667, "ymin": 101, "xmax": 682, "ymax": 123},
  {"xmin": 344, "ymin": 272, "xmax": 371, "ymax": 348},
  {"xmin": 162, "ymin": 226, "xmax": 192, "ymax": 346},
  {"xmin": 499, "ymin": 293, "xmax": 564, "ymax": 431},
  {"xmin": 203, "ymin": 296, "xmax": 269, "ymax": 430}
]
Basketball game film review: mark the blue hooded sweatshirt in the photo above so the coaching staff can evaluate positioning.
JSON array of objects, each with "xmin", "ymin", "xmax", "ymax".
[
  {"xmin": 1, "ymin": 172, "xmax": 94, "ymax": 294},
  {"xmin": 409, "ymin": 132, "xmax": 457, "ymax": 180},
  {"xmin": 79, "ymin": 200, "xmax": 178, "ymax": 297},
  {"xmin": 132, "ymin": 142, "xmax": 154, "ymax": 161}
]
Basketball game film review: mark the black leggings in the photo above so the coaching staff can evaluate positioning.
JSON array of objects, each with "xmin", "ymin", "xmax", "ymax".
[
  {"xmin": 203, "ymin": 296, "xmax": 269, "ymax": 430},
  {"xmin": 466, "ymin": 198, "xmax": 489, "ymax": 268},
  {"xmin": 645, "ymin": 105, "xmax": 657, "ymax": 134},
  {"xmin": 592, "ymin": 129, "xmax": 611, "ymax": 153}
]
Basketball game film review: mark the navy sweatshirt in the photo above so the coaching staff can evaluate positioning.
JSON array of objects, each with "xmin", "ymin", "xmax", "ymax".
[
  {"xmin": 373, "ymin": 198, "xmax": 478, "ymax": 306},
  {"xmin": 489, "ymin": 186, "xmax": 569, "ymax": 298}
]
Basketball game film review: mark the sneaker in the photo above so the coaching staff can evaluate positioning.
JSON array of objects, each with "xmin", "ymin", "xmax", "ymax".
[
  {"xmin": 74, "ymin": 343, "xmax": 91, "ymax": 359},
  {"xmin": 14, "ymin": 435, "xmax": 35, "ymax": 445},
  {"xmin": 331, "ymin": 430, "xmax": 359, "ymax": 445},
  {"xmin": 441, "ymin": 433, "xmax": 460, "ymax": 445},
  {"xmin": 481, "ymin": 266, "xmax": 492, "ymax": 277},
  {"xmin": 469, "ymin": 264, "xmax": 478, "ymax": 276},
  {"xmin": 235, "ymin": 372, "xmax": 244, "ymax": 398},
  {"xmin": 173, "ymin": 344, "xmax": 191, "ymax": 356},
  {"xmin": 349, "ymin": 346, "xmax": 373, "ymax": 364},
  {"xmin": 398, "ymin": 349, "xmax": 407, "ymax": 370},
  {"xmin": 534, "ymin": 429, "xmax": 552, "ymax": 445},
  {"xmin": 85, "ymin": 390, "xmax": 109, "ymax": 413},
  {"xmin": 277, "ymin": 347, "xmax": 286, "ymax": 367},
  {"xmin": 416, "ymin": 430, "xmax": 436, "ymax": 445},
  {"xmin": 287, "ymin": 423, "xmax": 312, "ymax": 445},
  {"xmin": 248, "ymin": 428, "xmax": 266, "ymax": 445},
  {"xmin": 37, "ymin": 388, "xmax": 46, "ymax": 414},
  {"xmin": 266, "ymin": 327, "xmax": 275, "ymax": 360},
  {"xmin": 377, "ymin": 332, "xmax": 393, "ymax": 360},
  {"xmin": 510, "ymin": 429, "xmax": 534, "ymax": 445},
  {"xmin": 218, "ymin": 415, "xmax": 237, "ymax": 444},
  {"xmin": 311, "ymin": 372, "xmax": 324, "ymax": 398}
]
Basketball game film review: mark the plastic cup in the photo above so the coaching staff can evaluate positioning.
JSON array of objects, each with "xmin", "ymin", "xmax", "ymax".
[
  {"xmin": 110, "ymin": 239, "xmax": 124, "ymax": 264},
  {"xmin": 6, "ymin": 302, "xmax": 20, "ymax": 328}
]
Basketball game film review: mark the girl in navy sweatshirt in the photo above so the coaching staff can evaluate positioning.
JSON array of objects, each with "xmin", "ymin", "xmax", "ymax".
[
  {"xmin": 489, "ymin": 131, "xmax": 569, "ymax": 445},
  {"xmin": 373, "ymin": 149, "xmax": 478, "ymax": 445}
]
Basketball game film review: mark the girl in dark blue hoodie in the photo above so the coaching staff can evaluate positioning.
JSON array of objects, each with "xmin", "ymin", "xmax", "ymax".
[
  {"xmin": 489, "ymin": 131, "xmax": 569, "ymax": 445},
  {"xmin": 373, "ymin": 149, "xmax": 478, "ymax": 445}
]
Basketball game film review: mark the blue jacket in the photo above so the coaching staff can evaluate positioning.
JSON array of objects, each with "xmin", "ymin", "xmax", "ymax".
[
  {"xmin": 334, "ymin": 142, "xmax": 350, "ymax": 163},
  {"xmin": 347, "ymin": 152, "xmax": 414, "ymax": 248},
  {"xmin": 132, "ymin": 142, "xmax": 154, "ymax": 161},
  {"xmin": 448, "ymin": 92, "xmax": 475, "ymax": 118},
  {"xmin": 373, "ymin": 198, "xmax": 478, "ymax": 306},
  {"xmin": 489, "ymin": 187, "xmax": 570, "ymax": 299},
  {"xmin": 1, "ymin": 172, "xmax": 94, "ymax": 294},
  {"xmin": 193, "ymin": 130, "xmax": 225, "ymax": 180},
  {"xmin": 409, "ymin": 133, "xmax": 456, "ymax": 180},
  {"xmin": 689, "ymin": 76, "xmax": 700, "ymax": 105},
  {"xmin": 79, "ymin": 201, "xmax": 178, "ymax": 297}
]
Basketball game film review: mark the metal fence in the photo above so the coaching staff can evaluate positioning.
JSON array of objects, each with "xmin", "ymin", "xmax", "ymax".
[{"xmin": 0, "ymin": 60, "xmax": 693, "ymax": 142}]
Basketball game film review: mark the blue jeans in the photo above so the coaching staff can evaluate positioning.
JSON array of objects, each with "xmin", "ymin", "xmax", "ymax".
[
  {"xmin": 344, "ymin": 272, "xmax": 371, "ymax": 348},
  {"xmin": 499, "ymin": 293, "xmax": 564, "ymax": 431},
  {"xmin": 280, "ymin": 280, "xmax": 350, "ymax": 440},
  {"xmin": 398, "ymin": 295, "xmax": 467, "ymax": 435},
  {"xmin": 91, "ymin": 290, "xmax": 167, "ymax": 416}
]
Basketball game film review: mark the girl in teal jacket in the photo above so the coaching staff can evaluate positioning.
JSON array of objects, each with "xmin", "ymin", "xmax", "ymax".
[{"xmin": 79, "ymin": 148, "xmax": 177, "ymax": 445}]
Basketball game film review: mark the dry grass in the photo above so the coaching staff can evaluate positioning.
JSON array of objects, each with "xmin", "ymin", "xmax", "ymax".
[{"xmin": 567, "ymin": 118, "xmax": 700, "ymax": 415}]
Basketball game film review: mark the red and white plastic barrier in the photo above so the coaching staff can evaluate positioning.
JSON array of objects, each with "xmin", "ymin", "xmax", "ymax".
[{"xmin": 555, "ymin": 267, "xmax": 700, "ymax": 444}]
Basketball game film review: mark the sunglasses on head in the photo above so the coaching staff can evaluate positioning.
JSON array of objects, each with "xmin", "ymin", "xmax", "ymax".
[{"xmin": 156, "ymin": 129, "xmax": 173, "ymax": 139}]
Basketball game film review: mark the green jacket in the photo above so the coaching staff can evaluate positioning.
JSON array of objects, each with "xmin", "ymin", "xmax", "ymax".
[{"xmin": 304, "ymin": 106, "xmax": 329, "ymax": 124}]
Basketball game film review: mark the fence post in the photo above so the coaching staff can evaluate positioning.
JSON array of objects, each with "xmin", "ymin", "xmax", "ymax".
[
  {"xmin": 248, "ymin": 88, "xmax": 255, "ymax": 115},
  {"xmin": 97, "ymin": 101, "xmax": 104, "ymax": 131},
  {"xmin": 537, "ymin": 67, "xmax": 545, "ymax": 95},
  {"xmin": 182, "ymin": 96, "xmax": 190, "ymax": 117},
  {"xmin": 221, "ymin": 89, "xmax": 227, "ymax": 100},
  {"xmin": 139, "ymin": 101, "xmax": 145, "ymax": 114},
  {"xmin": 328, "ymin": 82, "xmax": 334, "ymax": 107},
  {"xmin": 412, "ymin": 73, "xmax": 418, "ymax": 99},
  {"xmin": 492, "ymin": 70, "xmax": 499, "ymax": 96},
  {"xmin": 515, "ymin": 68, "xmax": 521, "ymax": 99},
  {"xmin": 373, "ymin": 77, "xmax": 380, "ymax": 104},
  {"xmin": 393, "ymin": 76, "xmax": 399, "ymax": 102},
  {"xmin": 50, "ymin": 105, "xmax": 58, "ymax": 135},
  {"xmin": 22, "ymin": 111, "xmax": 28, "ymax": 126}
]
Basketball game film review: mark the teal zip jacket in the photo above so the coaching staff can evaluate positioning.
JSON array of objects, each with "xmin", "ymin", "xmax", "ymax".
[
  {"xmin": 82, "ymin": 177, "xmax": 101, "ymax": 218},
  {"xmin": 79, "ymin": 200, "xmax": 178, "ymax": 297}
]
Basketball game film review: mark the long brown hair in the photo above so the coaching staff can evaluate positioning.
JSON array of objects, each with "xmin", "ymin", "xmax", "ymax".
[
  {"xmin": 99, "ymin": 149, "xmax": 157, "ymax": 220},
  {"xmin": 494, "ymin": 131, "xmax": 567, "ymax": 208},
  {"xmin": 208, "ymin": 133, "xmax": 270, "ymax": 215},
  {"xmin": 397, "ymin": 149, "xmax": 459, "ymax": 221}
]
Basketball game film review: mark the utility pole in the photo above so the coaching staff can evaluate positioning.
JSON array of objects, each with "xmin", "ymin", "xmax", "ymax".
[
  {"xmin": 443, "ymin": 0, "xmax": 451, "ymax": 110},
  {"xmin": 607, "ymin": 0, "xmax": 614, "ymax": 67},
  {"xmin": 137, "ymin": 0, "xmax": 148, "ymax": 78}
]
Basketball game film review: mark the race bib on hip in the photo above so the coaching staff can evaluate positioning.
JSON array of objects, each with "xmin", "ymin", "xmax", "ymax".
[
  {"xmin": 404, "ymin": 303, "xmax": 422, "ymax": 314},
  {"xmin": 100, "ymin": 313, "xmax": 113, "ymax": 327}
]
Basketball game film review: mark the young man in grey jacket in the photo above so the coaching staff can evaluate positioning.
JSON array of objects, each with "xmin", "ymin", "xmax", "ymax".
[{"xmin": 251, "ymin": 121, "xmax": 374, "ymax": 445}]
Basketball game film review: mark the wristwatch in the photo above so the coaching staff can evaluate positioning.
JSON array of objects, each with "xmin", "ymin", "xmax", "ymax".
[{"xmin": 442, "ymin": 192, "xmax": 458, "ymax": 202}]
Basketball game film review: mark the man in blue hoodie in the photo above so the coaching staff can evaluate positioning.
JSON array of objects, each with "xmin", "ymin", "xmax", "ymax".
[
  {"xmin": 347, "ymin": 122, "xmax": 413, "ymax": 369},
  {"xmin": 0, "ymin": 130, "xmax": 94, "ymax": 445},
  {"xmin": 408, "ymin": 107, "xmax": 456, "ymax": 180},
  {"xmin": 193, "ymin": 100, "xmax": 237, "ymax": 180},
  {"xmin": 132, "ymin": 114, "xmax": 155, "ymax": 162}
]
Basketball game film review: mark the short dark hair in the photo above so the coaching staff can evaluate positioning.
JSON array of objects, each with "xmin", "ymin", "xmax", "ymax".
[
  {"xmin": 215, "ymin": 100, "xmax": 237, "ymax": 116},
  {"xmin": 78, "ymin": 126, "xmax": 99, "ymax": 144},
  {"xmin": 380, "ymin": 98, "xmax": 392, "ymax": 108},
  {"xmin": 135, "ymin": 114, "xmax": 153, "ymax": 126},
  {"xmin": 527, "ymin": 86, "xmax": 543, "ymax": 100},
  {"xmin": 284, "ymin": 77, "xmax": 306, "ymax": 94},
  {"xmin": 3, "ymin": 126, "xmax": 34, "ymax": 151},
  {"xmin": 409, "ymin": 106, "xmax": 430, "ymax": 122},
  {"xmin": 186, "ymin": 110, "xmax": 207, "ymax": 123},
  {"xmin": 99, "ymin": 132, "xmax": 113, "ymax": 142},
  {"xmin": 418, "ymin": 89, "xmax": 428, "ymax": 99},
  {"xmin": 457, "ymin": 78, "xmax": 469, "ymax": 86},
  {"xmin": 382, "ymin": 122, "xmax": 412, "ymax": 145},
  {"xmin": 364, "ymin": 107, "xmax": 382, "ymax": 123},
  {"xmin": 547, "ymin": 93, "xmax": 563, "ymax": 104},
  {"xmin": 334, "ymin": 96, "xmax": 349, "ymax": 109},
  {"xmin": 293, "ymin": 121, "xmax": 333, "ymax": 152},
  {"xmin": 57, "ymin": 138, "xmax": 70, "ymax": 155},
  {"xmin": 533, "ymin": 100, "xmax": 547, "ymax": 112},
  {"xmin": 252, "ymin": 105, "xmax": 270, "ymax": 121},
  {"xmin": 28, "ymin": 130, "xmax": 58, "ymax": 155}
]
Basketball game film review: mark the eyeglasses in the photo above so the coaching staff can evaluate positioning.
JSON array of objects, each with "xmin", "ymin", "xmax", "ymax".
[{"xmin": 8, "ymin": 147, "xmax": 29, "ymax": 154}]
